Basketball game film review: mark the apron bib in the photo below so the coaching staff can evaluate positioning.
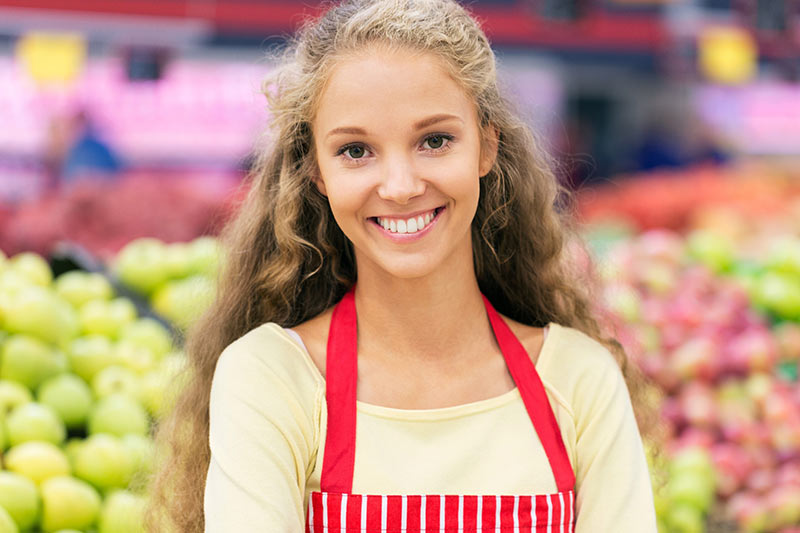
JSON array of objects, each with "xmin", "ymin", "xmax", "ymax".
[{"xmin": 306, "ymin": 287, "xmax": 576, "ymax": 532}]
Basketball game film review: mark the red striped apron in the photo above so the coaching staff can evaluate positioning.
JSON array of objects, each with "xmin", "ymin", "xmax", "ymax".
[{"xmin": 306, "ymin": 288, "xmax": 576, "ymax": 532}]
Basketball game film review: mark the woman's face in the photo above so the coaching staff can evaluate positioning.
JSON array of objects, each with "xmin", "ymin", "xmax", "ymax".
[{"xmin": 312, "ymin": 47, "xmax": 495, "ymax": 281}]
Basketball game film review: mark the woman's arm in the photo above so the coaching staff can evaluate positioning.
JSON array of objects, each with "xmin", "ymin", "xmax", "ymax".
[
  {"xmin": 204, "ymin": 326, "xmax": 322, "ymax": 532},
  {"xmin": 570, "ymin": 344, "xmax": 657, "ymax": 532}
]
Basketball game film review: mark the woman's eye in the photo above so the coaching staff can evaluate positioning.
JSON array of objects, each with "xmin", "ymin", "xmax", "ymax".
[
  {"xmin": 423, "ymin": 135, "xmax": 450, "ymax": 150},
  {"xmin": 345, "ymin": 145, "xmax": 366, "ymax": 159}
]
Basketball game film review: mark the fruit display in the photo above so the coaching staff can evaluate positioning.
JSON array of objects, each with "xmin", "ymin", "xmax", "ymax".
[
  {"xmin": 577, "ymin": 163, "xmax": 800, "ymax": 232},
  {"xmin": 595, "ymin": 226, "xmax": 800, "ymax": 533},
  {"xmin": 113, "ymin": 237, "xmax": 220, "ymax": 330},
  {"xmin": 648, "ymin": 445, "xmax": 719, "ymax": 533},
  {"xmin": 0, "ymin": 173, "xmax": 243, "ymax": 261},
  {"xmin": 2, "ymin": 161, "xmax": 800, "ymax": 531},
  {"xmin": 0, "ymin": 250, "xmax": 186, "ymax": 532}
]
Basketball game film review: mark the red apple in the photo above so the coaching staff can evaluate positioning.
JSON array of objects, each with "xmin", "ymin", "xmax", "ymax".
[
  {"xmin": 725, "ymin": 329, "xmax": 778, "ymax": 374},
  {"xmin": 669, "ymin": 336, "xmax": 720, "ymax": 381},
  {"xmin": 678, "ymin": 382, "xmax": 718, "ymax": 429}
]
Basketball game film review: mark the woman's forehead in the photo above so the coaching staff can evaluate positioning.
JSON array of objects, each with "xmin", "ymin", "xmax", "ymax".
[{"xmin": 313, "ymin": 48, "xmax": 475, "ymax": 136}]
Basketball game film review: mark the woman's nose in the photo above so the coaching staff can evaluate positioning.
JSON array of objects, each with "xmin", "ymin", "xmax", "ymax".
[{"xmin": 376, "ymin": 154, "xmax": 426, "ymax": 204}]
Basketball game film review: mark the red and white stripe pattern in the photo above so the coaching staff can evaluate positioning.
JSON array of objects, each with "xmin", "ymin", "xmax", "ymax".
[{"xmin": 306, "ymin": 490, "xmax": 575, "ymax": 533}]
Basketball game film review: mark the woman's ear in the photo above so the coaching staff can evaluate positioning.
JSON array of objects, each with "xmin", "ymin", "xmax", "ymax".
[
  {"xmin": 311, "ymin": 167, "xmax": 328, "ymax": 196},
  {"xmin": 313, "ymin": 177, "xmax": 328, "ymax": 197},
  {"xmin": 479, "ymin": 124, "xmax": 499, "ymax": 177}
]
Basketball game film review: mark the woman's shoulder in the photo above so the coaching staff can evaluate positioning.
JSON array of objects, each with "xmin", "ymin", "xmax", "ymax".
[
  {"xmin": 542, "ymin": 322, "xmax": 620, "ymax": 370},
  {"xmin": 215, "ymin": 321, "xmax": 326, "ymax": 394},
  {"xmin": 536, "ymin": 323, "xmax": 626, "ymax": 408}
]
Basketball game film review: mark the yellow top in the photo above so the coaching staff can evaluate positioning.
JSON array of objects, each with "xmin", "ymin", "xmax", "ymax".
[{"xmin": 204, "ymin": 322, "xmax": 657, "ymax": 532}]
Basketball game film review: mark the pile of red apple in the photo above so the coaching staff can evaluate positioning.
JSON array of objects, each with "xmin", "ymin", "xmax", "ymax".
[
  {"xmin": 578, "ymin": 163, "xmax": 800, "ymax": 232},
  {"xmin": 0, "ymin": 172, "xmax": 242, "ymax": 261},
  {"xmin": 598, "ymin": 229, "xmax": 800, "ymax": 533},
  {"xmin": 0, "ymin": 250, "xmax": 185, "ymax": 532}
]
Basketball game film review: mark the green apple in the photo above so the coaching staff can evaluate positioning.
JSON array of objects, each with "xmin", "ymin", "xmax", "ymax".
[
  {"xmin": 666, "ymin": 502, "xmax": 704, "ymax": 533},
  {"xmin": 88, "ymin": 394, "xmax": 149, "ymax": 437},
  {"xmin": 113, "ymin": 341, "xmax": 156, "ymax": 375},
  {"xmin": 766, "ymin": 236, "xmax": 800, "ymax": 277},
  {"xmin": 164, "ymin": 242, "xmax": 193, "ymax": 280},
  {"xmin": 0, "ymin": 270, "xmax": 33, "ymax": 328},
  {"xmin": 0, "ymin": 270, "xmax": 26, "ymax": 331},
  {"xmin": 9, "ymin": 253, "xmax": 52, "ymax": 287},
  {"xmin": 40, "ymin": 476, "xmax": 101, "ymax": 532},
  {"xmin": 91, "ymin": 366, "xmax": 141, "ymax": 400},
  {"xmin": 603, "ymin": 283, "xmax": 641, "ymax": 323},
  {"xmin": 67, "ymin": 335, "xmax": 116, "ymax": 383},
  {"xmin": 686, "ymin": 229, "xmax": 734, "ymax": 273},
  {"xmin": 0, "ymin": 335, "xmax": 67, "ymax": 390},
  {"xmin": 63, "ymin": 438, "xmax": 85, "ymax": 471},
  {"xmin": 139, "ymin": 354, "xmax": 186, "ymax": 419},
  {"xmin": 113, "ymin": 238, "xmax": 170, "ymax": 295},
  {"xmin": 5, "ymin": 441, "xmax": 71, "ymax": 485},
  {"xmin": 187, "ymin": 236, "xmax": 221, "ymax": 277},
  {"xmin": 138, "ymin": 369, "xmax": 168, "ymax": 419},
  {"xmin": 2, "ymin": 286, "xmax": 79, "ymax": 346},
  {"xmin": 37, "ymin": 374, "xmax": 93, "ymax": 430},
  {"xmin": 667, "ymin": 472, "xmax": 714, "ymax": 511},
  {"xmin": 754, "ymin": 272, "xmax": 800, "ymax": 320},
  {"xmin": 74, "ymin": 434, "xmax": 133, "ymax": 491},
  {"xmin": 0, "ymin": 269, "xmax": 31, "ymax": 299},
  {"xmin": 118, "ymin": 318, "xmax": 172, "ymax": 359},
  {"xmin": 0, "ymin": 471, "xmax": 40, "ymax": 531},
  {"xmin": 670, "ymin": 446, "xmax": 715, "ymax": 481},
  {"xmin": 151, "ymin": 275, "xmax": 215, "ymax": 330},
  {"xmin": 54, "ymin": 271, "xmax": 113, "ymax": 309},
  {"xmin": 121, "ymin": 434, "xmax": 154, "ymax": 473},
  {"xmin": 98, "ymin": 490, "xmax": 146, "ymax": 533},
  {"xmin": 0, "ymin": 380, "xmax": 32, "ymax": 418},
  {"xmin": 6, "ymin": 403, "xmax": 65, "ymax": 446},
  {"xmin": 0, "ymin": 505, "xmax": 18, "ymax": 533},
  {"xmin": 79, "ymin": 298, "xmax": 137, "ymax": 339}
]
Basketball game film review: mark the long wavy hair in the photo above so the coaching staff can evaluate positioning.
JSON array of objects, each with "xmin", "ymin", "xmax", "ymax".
[{"xmin": 145, "ymin": 0, "xmax": 656, "ymax": 530}]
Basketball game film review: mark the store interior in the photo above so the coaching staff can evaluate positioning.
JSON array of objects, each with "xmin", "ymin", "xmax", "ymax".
[{"xmin": 1, "ymin": 1, "xmax": 799, "ymax": 532}]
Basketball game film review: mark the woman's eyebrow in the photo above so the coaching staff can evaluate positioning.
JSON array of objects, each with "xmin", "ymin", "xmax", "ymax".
[
  {"xmin": 413, "ymin": 113, "xmax": 462, "ymax": 130},
  {"xmin": 325, "ymin": 114, "xmax": 463, "ymax": 140},
  {"xmin": 326, "ymin": 126, "xmax": 367, "ymax": 139}
]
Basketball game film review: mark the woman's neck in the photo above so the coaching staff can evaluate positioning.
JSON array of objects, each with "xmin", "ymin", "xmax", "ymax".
[{"xmin": 353, "ymin": 264, "xmax": 495, "ymax": 367}]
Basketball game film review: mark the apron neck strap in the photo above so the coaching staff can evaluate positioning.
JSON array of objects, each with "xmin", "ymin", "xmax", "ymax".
[
  {"xmin": 321, "ymin": 287, "xmax": 358, "ymax": 493},
  {"xmin": 480, "ymin": 294, "xmax": 576, "ymax": 491},
  {"xmin": 321, "ymin": 286, "xmax": 575, "ymax": 493}
]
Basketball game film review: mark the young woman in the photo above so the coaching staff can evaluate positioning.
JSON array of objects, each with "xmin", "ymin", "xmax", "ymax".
[{"xmin": 147, "ymin": 1, "xmax": 658, "ymax": 531}]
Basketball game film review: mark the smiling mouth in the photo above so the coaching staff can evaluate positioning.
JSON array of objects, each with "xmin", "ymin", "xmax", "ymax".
[{"xmin": 369, "ymin": 206, "xmax": 445, "ymax": 234}]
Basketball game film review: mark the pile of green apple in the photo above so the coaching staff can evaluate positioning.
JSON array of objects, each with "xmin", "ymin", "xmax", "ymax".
[
  {"xmin": 650, "ymin": 446, "xmax": 718, "ymax": 533},
  {"xmin": 113, "ymin": 237, "xmax": 219, "ymax": 330},
  {"xmin": 0, "ymin": 249, "xmax": 186, "ymax": 532}
]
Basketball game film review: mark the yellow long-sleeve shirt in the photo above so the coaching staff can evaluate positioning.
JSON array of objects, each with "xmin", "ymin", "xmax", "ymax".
[{"xmin": 204, "ymin": 322, "xmax": 657, "ymax": 532}]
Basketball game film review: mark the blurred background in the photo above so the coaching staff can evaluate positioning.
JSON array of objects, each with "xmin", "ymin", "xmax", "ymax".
[{"xmin": 0, "ymin": 1, "xmax": 799, "ymax": 533}]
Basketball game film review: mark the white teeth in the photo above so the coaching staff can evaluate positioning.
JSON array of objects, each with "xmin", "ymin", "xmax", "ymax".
[{"xmin": 377, "ymin": 209, "xmax": 438, "ymax": 235}]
